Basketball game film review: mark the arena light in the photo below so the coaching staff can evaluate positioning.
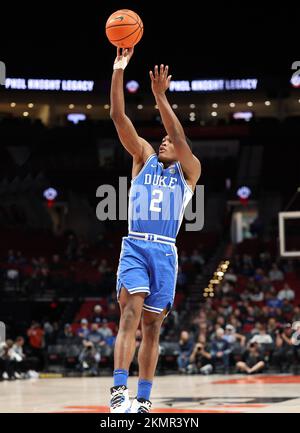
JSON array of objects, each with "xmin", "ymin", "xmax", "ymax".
[
  {"xmin": 172, "ymin": 104, "xmax": 178, "ymax": 109},
  {"xmin": 229, "ymin": 102, "xmax": 235, "ymax": 108},
  {"xmin": 10, "ymin": 102, "xmax": 16, "ymax": 107},
  {"xmin": 211, "ymin": 111, "xmax": 218, "ymax": 117},
  {"xmin": 68, "ymin": 104, "xmax": 74, "ymax": 109},
  {"xmin": 237, "ymin": 186, "xmax": 251, "ymax": 200},
  {"xmin": 203, "ymin": 259, "xmax": 231, "ymax": 298},
  {"xmin": 43, "ymin": 187, "xmax": 58, "ymax": 209},
  {"xmin": 137, "ymin": 104, "xmax": 143, "ymax": 110},
  {"xmin": 104, "ymin": 104, "xmax": 110, "ymax": 110},
  {"xmin": 247, "ymin": 101, "xmax": 253, "ymax": 107},
  {"xmin": 23, "ymin": 111, "xmax": 29, "ymax": 117},
  {"xmin": 190, "ymin": 103, "xmax": 196, "ymax": 109},
  {"xmin": 126, "ymin": 80, "xmax": 139, "ymax": 93},
  {"xmin": 189, "ymin": 112, "xmax": 196, "ymax": 121},
  {"xmin": 212, "ymin": 103, "xmax": 218, "ymax": 108},
  {"xmin": 265, "ymin": 100, "xmax": 271, "ymax": 106},
  {"xmin": 28, "ymin": 103, "xmax": 34, "ymax": 108},
  {"xmin": 86, "ymin": 104, "xmax": 92, "ymax": 109},
  {"xmin": 43, "ymin": 188, "xmax": 58, "ymax": 201},
  {"xmin": 67, "ymin": 113, "xmax": 86, "ymax": 124},
  {"xmin": 233, "ymin": 111, "xmax": 253, "ymax": 121},
  {"xmin": 291, "ymin": 75, "xmax": 300, "ymax": 88}
]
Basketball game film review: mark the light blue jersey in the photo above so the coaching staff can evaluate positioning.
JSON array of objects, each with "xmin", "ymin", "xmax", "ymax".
[
  {"xmin": 128, "ymin": 154, "xmax": 193, "ymax": 239},
  {"xmin": 116, "ymin": 153, "xmax": 193, "ymax": 315}
]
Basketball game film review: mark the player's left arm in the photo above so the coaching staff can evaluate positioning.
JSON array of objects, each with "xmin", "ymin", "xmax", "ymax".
[{"xmin": 150, "ymin": 64, "xmax": 201, "ymax": 189}]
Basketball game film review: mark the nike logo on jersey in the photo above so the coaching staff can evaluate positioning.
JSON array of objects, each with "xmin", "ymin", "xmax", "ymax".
[
  {"xmin": 165, "ymin": 253, "xmax": 173, "ymax": 256},
  {"xmin": 151, "ymin": 164, "xmax": 157, "ymax": 168}
]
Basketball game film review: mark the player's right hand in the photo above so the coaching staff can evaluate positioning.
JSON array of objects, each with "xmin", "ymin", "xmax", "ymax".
[{"xmin": 113, "ymin": 47, "xmax": 134, "ymax": 70}]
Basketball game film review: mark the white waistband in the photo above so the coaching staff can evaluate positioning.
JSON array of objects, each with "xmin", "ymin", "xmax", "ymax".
[{"xmin": 128, "ymin": 231, "xmax": 176, "ymax": 245}]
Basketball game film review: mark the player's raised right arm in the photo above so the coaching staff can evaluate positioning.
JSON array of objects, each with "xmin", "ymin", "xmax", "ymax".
[{"xmin": 110, "ymin": 48, "xmax": 154, "ymax": 163}]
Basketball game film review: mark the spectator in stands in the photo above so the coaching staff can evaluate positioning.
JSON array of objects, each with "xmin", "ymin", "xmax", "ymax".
[
  {"xmin": 277, "ymin": 283, "xmax": 295, "ymax": 301},
  {"xmin": 224, "ymin": 268, "xmax": 237, "ymax": 284},
  {"xmin": 0, "ymin": 339, "xmax": 16, "ymax": 380},
  {"xmin": 98, "ymin": 319, "xmax": 113, "ymax": 340},
  {"xmin": 106, "ymin": 302, "xmax": 119, "ymax": 322},
  {"xmin": 210, "ymin": 328, "xmax": 232, "ymax": 373},
  {"xmin": 249, "ymin": 323, "xmax": 273, "ymax": 361},
  {"xmin": 266, "ymin": 288, "xmax": 283, "ymax": 309},
  {"xmin": 249, "ymin": 286, "xmax": 264, "ymax": 303},
  {"xmin": 91, "ymin": 305, "xmax": 104, "ymax": 324},
  {"xmin": 15, "ymin": 251, "xmax": 26, "ymax": 266},
  {"xmin": 221, "ymin": 281, "xmax": 235, "ymax": 298},
  {"xmin": 12, "ymin": 337, "xmax": 26, "ymax": 378},
  {"xmin": 98, "ymin": 259, "xmax": 109, "ymax": 274},
  {"xmin": 78, "ymin": 340, "xmax": 101, "ymax": 376},
  {"xmin": 272, "ymin": 324, "xmax": 294, "ymax": 372},
  {"xmin": 281, "ymin": 299, "xmax": 294, "ymax": 318},
  {"xmin": 77, "ymin": 318, "xmax": 90, "ymax": 339},
  {"xmin": 188, "ymin": 340, "xmax": 212, "ymax": 374},
  {"xmin": 243, "ymin": 305, "xmax": 257, "ymax": 329},
  {"xmin": 292, "ymin": 305, "xmax": 300, "ymax": 322},
  {"xmin": 6, "ymin": 268, "xmax": 20, "ymax": 290},
  {"xmin": 236, "ymin": 342, "xmax": 265, "ymax": 374},
  {"xmin": 253, "ymin": 268, "xmax": 265, "ymax": 283},
  {"xmin": 223, "ymin": 324, "xmax": 246, "ymax": 352},
  {"xmin": 177, "ymin": 331, "xmax": 194, "ymax": 373},
  {"xmin": 27, "ymin": 321, "xmax": 45, "ymax": 371},
  {"xmin": 269, "ymin": 263, "xmax": 284, "ymax": 281},
  {"xmin": 60, "ymin": 323, "xmax": 74, "ymax": 340},
  {"xmin": 86, "ymin": 323, "xmax": 106, "ymax": 350},
  {"xmin": 267, "ymin": 317, "xmax": 278, "ymax": 338},
  {"xmin": 7, "ymin": 249, "xmax": 16, "ymax": 264}
]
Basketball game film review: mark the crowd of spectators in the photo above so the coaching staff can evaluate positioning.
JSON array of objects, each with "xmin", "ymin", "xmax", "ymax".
[
  {"xmin": 176, "ymin": 252, "xmax": 300, "ymax": 375},
  {"xmin": 0, "ymin": 236, "xmax": 116, "ymax": 298},
  {"xmin": 1, "ymin": 242, "xmax": 300, "ymax": 379}
]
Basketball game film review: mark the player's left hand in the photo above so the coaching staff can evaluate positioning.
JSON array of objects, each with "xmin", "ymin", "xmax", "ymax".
[{"xmin": 149, "ymin": 64, "xmax": 172, "ymax": 95}]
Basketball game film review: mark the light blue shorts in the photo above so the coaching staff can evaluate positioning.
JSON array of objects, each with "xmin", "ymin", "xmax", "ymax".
[{"xmin": 116, "ymin": 237, "xmax": 178, "ymax": 314}]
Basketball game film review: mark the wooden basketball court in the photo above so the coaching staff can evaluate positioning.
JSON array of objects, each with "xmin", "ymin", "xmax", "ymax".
[{"xmin": 1, "ymin": 374, "xmax": 300, "ymax": 413}]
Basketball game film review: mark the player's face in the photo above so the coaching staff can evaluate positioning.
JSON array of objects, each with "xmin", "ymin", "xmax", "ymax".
[{"xmin": 158, "ymin": 135, "xmax": 177, "ymax": 163}]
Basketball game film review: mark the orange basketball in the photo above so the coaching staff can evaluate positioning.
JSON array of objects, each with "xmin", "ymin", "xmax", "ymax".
[{"xmin": 105, "ymin": 9, "xmax": 143, "ymax": 48}]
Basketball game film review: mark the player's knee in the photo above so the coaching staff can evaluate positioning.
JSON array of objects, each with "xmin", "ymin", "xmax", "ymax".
[
  {"xmin": 142, "ymin": 319, "xmax": 162, "ymax": 341},
  {"xmin": 120, "ymin": 306, "xmax": 139, "ymax": 329}
]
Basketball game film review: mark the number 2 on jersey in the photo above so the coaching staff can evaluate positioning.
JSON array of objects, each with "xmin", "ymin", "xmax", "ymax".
[{"xmin": 150, "ymin": 189, "xmax": 163, "ymax": 212}]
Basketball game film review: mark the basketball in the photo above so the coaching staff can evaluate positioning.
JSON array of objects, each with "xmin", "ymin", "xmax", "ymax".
[{"xmin": 105, "ymin": 9, "xmax": 143, "ymax": 48}]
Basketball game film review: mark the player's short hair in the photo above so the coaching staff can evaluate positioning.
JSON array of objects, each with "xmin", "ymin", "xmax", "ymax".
[{"xmin": 185, "ymin": 136, "xmax": 193, "ymax": 150}]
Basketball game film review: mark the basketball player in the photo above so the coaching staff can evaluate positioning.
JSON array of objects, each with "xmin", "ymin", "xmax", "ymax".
[{"xmin": 109, "ymin": 47, "xmax": 201, "ymax": 413}]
